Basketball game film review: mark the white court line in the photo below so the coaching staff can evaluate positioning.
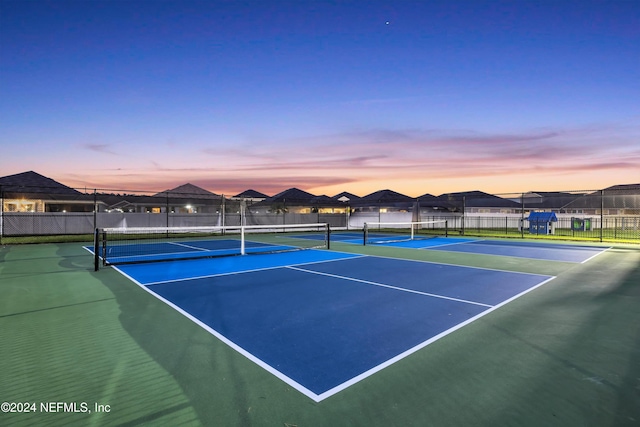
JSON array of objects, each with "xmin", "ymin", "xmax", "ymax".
[
  {"xmin": 580, "ymin": 247, "xmax": 611, "ymax": 264},
  {"xmin": 168, "ymin": 241, "xmax": 211, "ymax": 251},
  {"xmin": 286, "ymin": 265, "xmax": 493, "ymax": 308},
  {"xmin": 143, "ymin": 254, "xmax": 369, "ymax": 286},
  {"xmin": 415, "ymin": 239, "xmax": 484, "ymax": 250}
]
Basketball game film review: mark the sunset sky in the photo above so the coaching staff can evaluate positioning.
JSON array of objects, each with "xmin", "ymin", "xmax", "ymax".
[{"xmin": 1, "ymin": 0, "xmax": 639, "ymax": 197}]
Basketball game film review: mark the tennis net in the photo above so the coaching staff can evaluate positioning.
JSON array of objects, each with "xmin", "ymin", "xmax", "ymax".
[
  {"xmin": 363, "ymin": 220, "xmax": 448, "ymax": 245},
  {"xmin": 94, "ymin": 223, "xmax": 330, "ymax": 269}
]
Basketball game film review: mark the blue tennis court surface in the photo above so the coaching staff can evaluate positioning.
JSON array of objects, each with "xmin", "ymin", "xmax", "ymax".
[
  {"xmin": 370, "ymin": 237, "xmax": 609, "ymax": 263},
  {"xmin": 113, "ymin": 249, "xmax": 554, "ymax": 401}
]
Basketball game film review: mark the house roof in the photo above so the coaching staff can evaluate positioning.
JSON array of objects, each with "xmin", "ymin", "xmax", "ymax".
[
  {"xmin": 603, "ymin": 183, "xmax": 640, "ymax": 192},
  {"xmin": 527, "ymin": 212, "xmax": 558, "ymax": 221},
  {"xmin": 0, "ymin": 171, "xmax": 82, "ymax": 195},
  {"xmin": 332, "ymin": 192, "xmax": 361, "ymax": 202},
  {"xmin": 154, "ymin": 183, "xmax": 219, "ymax": 198},
  {"xmin": 359, "ymin": 189, "xmax": 413, "ymax": 203},
  {"xmin": 234, "ymin": 189, "xmax": 269, "ymax": 199},
  {"xmin": 256, "ymin": 188, "xmax": 344, "ymax": 207},
  {"xmin": 417, "ymin": 193, "xmax": 453, "ymax": 209},
  {"xmin": 310, "ymin": 195, "xmax": 345, "ymax": 206},
  {"xmin": 437, "ymin": 191, "xmax": 521, "ymax": 208},
  {"xmin": 263, "ymin": 187, "xmax": 317, "ymax": 204},
  {"xmin": 522, "ymin": 191, "xmax": 584, "ymax": 209},
  {"xmin": 417, "ymin": 193, "xmax": 437, "ymax": 200}
]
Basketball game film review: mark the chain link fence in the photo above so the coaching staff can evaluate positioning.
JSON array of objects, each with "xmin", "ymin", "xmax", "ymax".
[
  {"xmin": 1, "ymin": 184, "xmax": 638, "ymax": 243},
  {"xmin": 0, "ymin": 185, "xmax": 349, "ymax": 243},
  {"xmin": 352, "ymin": 186, "xmax": 640, "ymax": 243}
]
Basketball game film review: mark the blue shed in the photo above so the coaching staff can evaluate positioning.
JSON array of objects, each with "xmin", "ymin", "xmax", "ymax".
[{"xmin": 527, "ymin": 212, "xmax": 558, "ymax": 235}]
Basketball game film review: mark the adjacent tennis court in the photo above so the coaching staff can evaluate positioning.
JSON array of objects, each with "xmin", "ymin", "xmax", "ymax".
[{"xmin": 363, "ymin": 236, "xmax": 609, "ymax": 263}]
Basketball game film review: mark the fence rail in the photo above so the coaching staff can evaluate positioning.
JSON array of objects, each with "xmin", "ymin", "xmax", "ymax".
[{"xmin": 0, "ymin": 212, "xmax": 348, "ymax": 239}]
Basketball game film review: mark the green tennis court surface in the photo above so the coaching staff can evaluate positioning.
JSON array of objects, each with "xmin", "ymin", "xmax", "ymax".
[{"xmin": 1, "ymin": 239, "xmax": 639, "ymax": 426}]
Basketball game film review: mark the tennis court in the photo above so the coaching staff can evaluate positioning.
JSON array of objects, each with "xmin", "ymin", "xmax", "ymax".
[
  {"xmin": 110, "ymin": 249, "xmax": 553, "ymax": 401},
  {"xmin": 2, "ymin": 226, "xmax": 639, "ymax": 426},
  {"xmin": 364, "ymin": 236, "xmax": 609, "ymax": 263}
]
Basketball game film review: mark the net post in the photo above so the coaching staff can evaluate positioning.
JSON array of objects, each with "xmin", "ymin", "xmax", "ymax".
[
  {"xmin": 445, "ymin": 220, "xmax": 448, "ymax": 237},
  {"xmin": 410, "ymin": 223, "xmax": 415, "ymax": 240},
  {"xmin": 93, "ymin": 228, "xmax": 100, "ymax": 271},
  {"xmin": 102, "ymin": 230, "xmax": 107, "ymax": 266},
  {"xmin": 363, "ymin": 223, "xmax": 368, "ymax": 246},
  {"xmin": 326, "ymin": 224, "xmax": 331, "ymax": 250}
]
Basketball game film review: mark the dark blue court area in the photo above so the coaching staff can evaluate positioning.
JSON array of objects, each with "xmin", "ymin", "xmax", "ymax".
[{"xmin": 115, "ymin": 250, "xmax": 554, "ymax": 401}]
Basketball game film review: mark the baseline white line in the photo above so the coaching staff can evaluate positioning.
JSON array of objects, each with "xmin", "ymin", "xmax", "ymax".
[
  {"xmin": 286, "ymin": 266, "xmax": 493, "ymax": 308},
  {"xmin": 580, "ymin": 247, "xmax": 611, "ymax": 264},
  {"xmin": 415, "ymin": 239, "xmax": 482, "ymax": 250}
]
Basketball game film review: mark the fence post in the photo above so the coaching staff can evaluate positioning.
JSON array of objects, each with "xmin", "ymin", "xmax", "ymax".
[
  {"xmin": 166, "ymin": 191, "xmax": 170, "ymax": 228},
  {"xmin": 520, "ymin": 193, "xmax": 525, "ymax": 238},
  {"xmin": 93, "ymin": 189, "xmax": 97, "ymax": 232},
  {"xmin": 462, "ymin": 196, "xmax": 466, "ymax": 236},
  {"xmin": 93, "ymin": 228, "xmax": 100, "ymax": 271},
  {"xmin": 600, "ymin": 189, "xmax": 604, "ymax": 242},
  {"xmin": 221, "ymin": 195, "xmax": 226, "ymax": 229},
  {"xmin": 346, "ymin": 205, "xmax": 351, "ymax": 230}
]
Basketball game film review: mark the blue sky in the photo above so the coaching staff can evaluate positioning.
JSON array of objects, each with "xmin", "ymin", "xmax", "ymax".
[{"xmin": 1, "ymin": 0, "xmax": 638, "ymax": 196}]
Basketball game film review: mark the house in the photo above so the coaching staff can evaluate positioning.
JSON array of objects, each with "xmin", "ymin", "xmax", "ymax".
[
  {"xmin": 436, "ymin": 190, "xmax": 521, "ymax": 214},
  {"xmin": 231, "ymin": 189, "xmax": 269, "ymax": 212},
  {"xmin": 252, "ymin": 188, "xmax": 346, "ymax": 213},
  {"xmin": 153, "ymin": 183, "xmax": 222, "ymax": 214},
  {"xmin": 417, "ymin": 193, "xmax": 454, "ymax": 212},
  {"xmin": 351, "ymin": 189, "xmax": 415, "ymax": 212},
  {"xmin": 98, "ymin": 183, "xmax": 223, "ymax": 214},
  {"xmin": 0, "ymin": 171, "xmax": 100, "ymax": 212},
  {"xmin": 520, "ymin": 191, "xmax": 584, "ymax": 212},
  {"xmin": 232, "ymin": 189, "xmax": 269, "ymax": 202},
  {"xmin": 562, "ymin": 184, "xmax": 640, "ymax": 215}
]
